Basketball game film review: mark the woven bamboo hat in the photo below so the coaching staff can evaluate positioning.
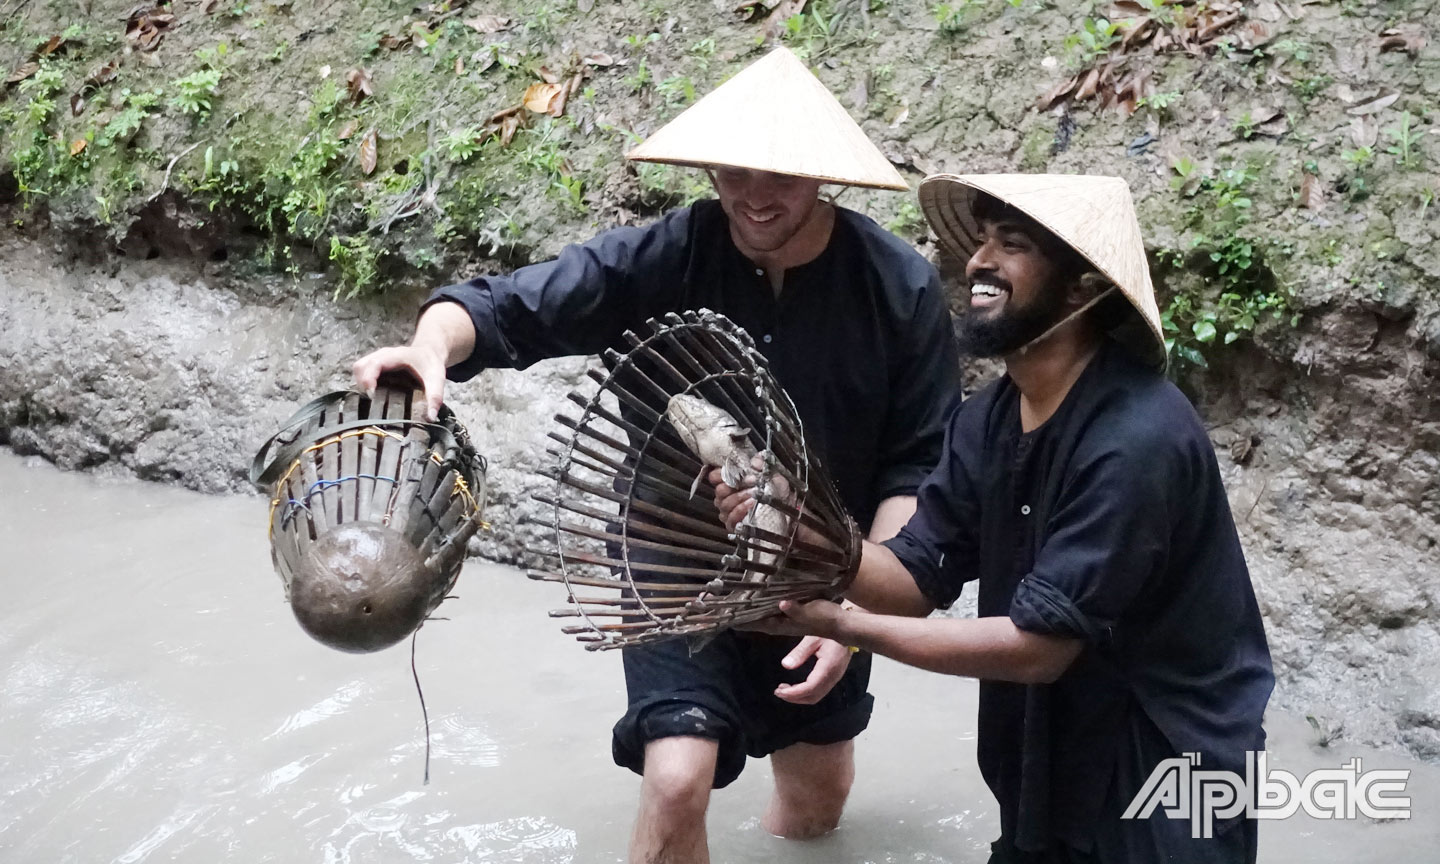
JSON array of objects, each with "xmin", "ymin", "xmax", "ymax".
[
  {"xmin": 625, "ymin": 46, "xmax": 908, "ymax": 190},
  {"xmin": 919, "ymin": 173, "xmax": 1166, "ymax": 369}
]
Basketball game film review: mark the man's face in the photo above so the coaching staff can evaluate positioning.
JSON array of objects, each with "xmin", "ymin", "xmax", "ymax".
[
  {"xmin": 959, "ymin": 217, "xmax": 1070, "ymax": 357},
  {"xmin": 712, "ymin": 168, "xmax": 824, "ymax": 254}
]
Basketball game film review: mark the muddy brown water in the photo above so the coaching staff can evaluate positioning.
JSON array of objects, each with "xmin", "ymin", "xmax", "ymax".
[{"xmin": 1, "ymin": 450, "xmax": 1436, "ymax": 862}]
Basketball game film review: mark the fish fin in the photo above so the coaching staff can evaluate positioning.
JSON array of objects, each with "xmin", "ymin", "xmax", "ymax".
[
  {"xmin": 689, "ymin": 466, "xmax": 705, "ymax": 500},
  {"xmin": 687, "ymin": 632, "xmax": 715, "ymax": 656},
  {"xmin": 720, "ymin": 462, "xmax": 743, "ymax": 489},
  {"xmin": 731, "ymin": 427, "xmax": 750, "ymax": 439}
]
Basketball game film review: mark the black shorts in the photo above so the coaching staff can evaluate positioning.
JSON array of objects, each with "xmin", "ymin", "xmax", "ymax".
[{"xmin": 611, "ymin": 630, "xmax": 874, "ymax": 789}]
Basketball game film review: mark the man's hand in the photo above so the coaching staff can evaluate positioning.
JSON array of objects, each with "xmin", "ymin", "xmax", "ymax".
[
  {"xmin": 711, "ymin": 464, "xmax": 757, "ymax": 532},
  {"xmin": 773, "ymin": 635, "xmax": 853, "ymax": 705},
  {"xmin": 351, "ymin": 301, "xmax": 475, "ymax": 422},
  {"xmin": 352, "ymin": 343, "xmax": 449, "ymax": 421}
]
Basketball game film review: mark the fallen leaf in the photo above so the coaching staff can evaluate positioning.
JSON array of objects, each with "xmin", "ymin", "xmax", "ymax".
[
  {"xmin": 499, "ymin": 112, "xmax": 520, "ymax": 146},
  {"xmin": 763, "ymin": 0, "xmax": 806, "ymax": 39},
  {"xmin": 38, "ymin": 35, "xmax": 64, "ymax": 56},
  {"xmin": 1346, "ymin": 90, "xmax": 1399, "ymax": 115},
  {"xmin": 378, "ymin": 34, "xmax": 404, "ymax": 50},
  {"xmin": 6, "ymin": 62, "xmax": 39, "ymax": 84},
  {"xmin": 1075, "ymin": 66, "xmax": 1103, "ymax": 101},
  {"xmin": 455, "ymin": 55, "xmax": 464, "ymax": 74},
  {"xmin": 86, "ymin": 60, "xmax": 120, "ymax": 86},
  {"xmin": 1237, "ymin": 20, "xmax": 1273, "ymax": 49},
  {"xmin": 470, "ymin": 48, "xmax": 497, "ymax": 73},
  {"xmin": 204, "ymin": 0, "xmax": 219, "ymax": 11},
  {"xmin": 1037, "ymin": 75, "xmax": 1078, "ymax": 110},
  {"xmin": 463, "ymin": 15, "xmax": 511, "ymax": 33},
  {"xmin": 358, "ymin": 128, "xmax": 378, "ymax": 175},
  {"xmin": 523, "ymin": 81, "xmax": 563, "ymax": 113},
  {"xmin": 346, "ymin": 67, "xmax": 374, "ymax": 103},
  {"xmin": 582, "ymin": 52, "xmax": 616, "ymax": 67},
  {"xmin": 1378, "ymin": 28, "xmax": 1427, "ymax": 57},
  {"xmin": 1350, "ymin": 115, "xmax": 1378, "ymax": 148},
  {"xmin": 337, "ymin": 119, "xmax": 358, "ymax": 140},
  {"xmin": 69, "ymin": 138, "xmax": 87, "ymax": 156},
  {"xmin": 539, "ymin": 65, "xmax": 561, "ymax": 85},
  {"xmin": 1299, "ymin": 171, "xmax": 1325, "ymax": 210},
  {"xmin": 888, "ymin": 98, "xmax": 909, "ymax": 129},
  {"xmin": 70, "ymin": 93, "xmax": 85, "ymax": 115}
]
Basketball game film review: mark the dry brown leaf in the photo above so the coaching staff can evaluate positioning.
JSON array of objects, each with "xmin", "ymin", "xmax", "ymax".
[
  {"xmin": 763, "ymin": 0, "xmax": 807, "ymax": 39},
  {"xmin": 6, "ymin": 62, "xmax": 39, "ymax": 84},
  {"xmin": 463, "ymin": 15, "xmax": 511, "ymax": 34},
  {"xmin": 86, "ymin": 60, "xmax": 120, "ymax": 86},
  {"xmin": 70, "ymin": 93, "xmax": 85, "ymax": 115},
  {"xmin": 38, "ymin": 35, "xmax": 65, "ymax": 56},
  {"xmin": 345, "ymin": 67, "xmax": 374, "ymax": 103},
  {"xmin": 499, "ymin": 112, "xmax": 520, "ymax": 147},
  {"xmin": 1037, "ymin": 75, "xmax": 1079, "ymax": 110},
  {"xmin": 1350, "ymin": 115, "xmax": 1378, "ymax": 148},
  {"xmin": 1378, "ymin": 29, "xmax": 1427, "ymax": 57},
  {"xmin": 538, "ymin": 65, "xmax": 561, "ymax": 85},
  {"xmin": 69, "ymin": 138, "xmax": 87, "ymax": 156},
  {"xmin": 358, "ymin": 128, "xmax": 378, "ymax": 175},
  {"xmin": 1075, "ymin": 67, "xmax": 1103, "ymax": 101},
  {"xmin": 471, "ymin": 49, "xmax": 497, "ymax": 73},
  {"xmin": 1299, "ymin": 172, "xmax": 1325, "ymax": 210},
  {"xmin": 582, "ymin": 52, "xmax": 616, "ymax": 67},
  {"xmin": 337, "ymin": 119, "xmax": 359, "ymax": 140},
  {"xmin": 378, "ymin": 34, "xmax": 405, "ymax": 50},
  {"xmin": 1237, "ymin": 20, "xmax": 1273, "ymax": 49},
  {"xmin": 523, "ymin": 81, "xmax": 563, "ymax": 113},
  {"xmin": 1346, "ymin": 90, "xmax": 1399, "ymax": 115}
]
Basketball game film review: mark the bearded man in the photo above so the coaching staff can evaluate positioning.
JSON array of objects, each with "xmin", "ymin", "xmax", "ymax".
[{"xmin": 724, "ymin": 174, "xmax": 1275, "ymax": 864}]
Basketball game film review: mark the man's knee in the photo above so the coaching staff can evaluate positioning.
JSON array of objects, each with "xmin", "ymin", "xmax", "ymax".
[
  {"xmin": 640, "ymin": 737, "xmax": 718, "ymax": 821},
  {"xmin": 766, "ymin": 741, "xmax": 855, "ymax": 837}
]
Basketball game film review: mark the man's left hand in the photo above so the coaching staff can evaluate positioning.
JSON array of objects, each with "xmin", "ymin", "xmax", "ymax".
[{"xmin": 773, "ymin": 634, "xmax": 853, "ymax": 706}]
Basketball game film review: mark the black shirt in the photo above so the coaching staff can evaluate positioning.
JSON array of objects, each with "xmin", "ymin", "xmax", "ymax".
[
  {"xmin": 884, "ymin": 341, "xmax": 1274, "ymax": 856},
  {"xmin": 428, "ymin": 199, "xmax": 963, "ymax": 529}
]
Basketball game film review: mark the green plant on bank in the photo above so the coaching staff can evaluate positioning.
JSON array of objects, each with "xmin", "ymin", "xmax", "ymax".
[
  {"xmin": 1420, "ymin": 187, "xmax": 1436, "ymax": 221},
  {"xmin": 783, "ymin": 0, "xmax": 847, "ymax": 59},
  {"xmin": 1291, "ymin": 73, "xmax": 1332, "ymax": 102},
  {"xmin": 932, "ymin": 1, "xmax": 976, "ymax": 35},
  {"xmin": 1064, "ymin": 17, "xmax": 1123, "ymax": 63},
  {"xmin": 1384, "ymin": 110, "xmax": 1423, "ymax": 169},
  {"xmin": 884, "ymin": 199, "xmax": 925, "ymax": 239},
  {"xmin": 329, "ymin": 235, "xmax": 380, "ymax": 299},
  {"xmin": 656, "ymin": 74, "xmax": 696, "ymax": 107},
  {"xmin": 1137, "ymin": 90, "xmax": 1180, "ymax": 113},
  {"xmin": 1162, "ymin": 162, "xmax": 1292, "ymax": 370},
  {"xmin": 1233, "ymin": 111, "xmax": 1258, "ymax": 140}
]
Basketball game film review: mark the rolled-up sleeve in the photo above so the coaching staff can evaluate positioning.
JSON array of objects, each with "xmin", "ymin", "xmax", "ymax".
[
  {"xmin": 1010, "ymin": 430, "xmax": 1176, "ymax": 642},
  {"xmin": 424, "ymin": 208, "xmax": 693, "ymax": 380},
  {"xmin": 871, "ymin": 272, "xmax": 961, "ymax": 501},
  {"xmin": 881, "ymin": 410, "xmax": 978, "ymax": 609}
]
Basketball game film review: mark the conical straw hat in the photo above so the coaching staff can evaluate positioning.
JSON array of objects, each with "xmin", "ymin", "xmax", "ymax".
[
  {"xmin": 919, "ymin": 173, "xmax": 1166, "ymax": 370},
  {"xmin": 626, "ymin": 46, "xmax": 908, "ymax": 191}
]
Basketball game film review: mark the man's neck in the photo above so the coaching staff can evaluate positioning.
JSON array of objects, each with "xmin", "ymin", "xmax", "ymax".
[
  {"xmin": 1004, "ymin": 324, "xmax": 1102, "ymax": 433},
  {"xmin": 734, "ymin": 202, "xmax": 836, "ymax": 294}
]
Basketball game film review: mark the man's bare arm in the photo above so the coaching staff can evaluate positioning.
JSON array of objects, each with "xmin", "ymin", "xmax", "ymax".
[
  {"xmin": 352, "ymin": 301, "xmax": 475, "ymax": 420},
  {"xmin": 866, "ymin": 495, "xmax": 916, "ymax": 544}
]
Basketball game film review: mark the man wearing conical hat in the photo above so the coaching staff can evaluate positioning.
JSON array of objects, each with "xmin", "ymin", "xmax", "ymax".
[
  {"xmin": 353, "ymin": 47, "xmax": 961, "ymax": 860},
  {"xmin": 730, "ymin": 175, "xmax": 1274, "ymax": 862}
]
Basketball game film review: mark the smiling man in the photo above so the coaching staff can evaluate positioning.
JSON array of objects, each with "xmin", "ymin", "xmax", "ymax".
[
  {"xmin": 352, "ymin": 47, "xmax": 960, "ymax": 863},
  {"xmin": 723, "ymin": 174, "xmax": 1274, "ymax": 863}
]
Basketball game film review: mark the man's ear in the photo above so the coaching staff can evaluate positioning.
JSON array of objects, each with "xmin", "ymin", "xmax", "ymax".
[{"xmin": 1067, "ymin": 271, "xmax": 1113, "ymax": 306}]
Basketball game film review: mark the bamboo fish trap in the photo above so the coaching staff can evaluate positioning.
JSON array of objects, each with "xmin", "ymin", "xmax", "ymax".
[
  {"xmin": 250, "ymin": 383, "xmax": 488, "ymax": 654},
  {"xmin": 530, "ymin": 309, "xmax": 862, "ymax": 651}
]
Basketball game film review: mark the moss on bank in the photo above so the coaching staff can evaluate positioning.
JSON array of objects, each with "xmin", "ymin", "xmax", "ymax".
[{"xmin": 2, "ymin": 0, "xmax": 1436, "ymax": 372}]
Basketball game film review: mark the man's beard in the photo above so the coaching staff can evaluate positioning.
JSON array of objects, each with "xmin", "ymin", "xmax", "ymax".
[{"xmin": 957, "ymin": 280, "xmax": 1069, "ymax": 358}]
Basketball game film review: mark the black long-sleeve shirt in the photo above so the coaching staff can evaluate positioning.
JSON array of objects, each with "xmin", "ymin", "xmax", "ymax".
[
  {"xmin": 427, "ymin": 200, "xmax": 962, "ymax": 529},
  {"xmin": 885, "ymin": 341, "xmax": 1274, "ymax": 859}
]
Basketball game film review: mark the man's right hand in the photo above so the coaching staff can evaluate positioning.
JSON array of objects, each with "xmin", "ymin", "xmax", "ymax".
[
  {"xmin": 352, "ymin": 343, "xmax": 449, "ymax": 421},
  {"xmin": 351, "ymin": 301, "xmax": 476, "ymax": 422}
]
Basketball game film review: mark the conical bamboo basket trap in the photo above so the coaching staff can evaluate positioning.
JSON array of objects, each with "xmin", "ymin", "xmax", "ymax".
[
  {"xmin": 529, "ymin": 310, "xmax": 862, "ymax": 651},
  {"xmin": 251, "ymin": 383, "xmax": 489, "ymax": 653}
]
